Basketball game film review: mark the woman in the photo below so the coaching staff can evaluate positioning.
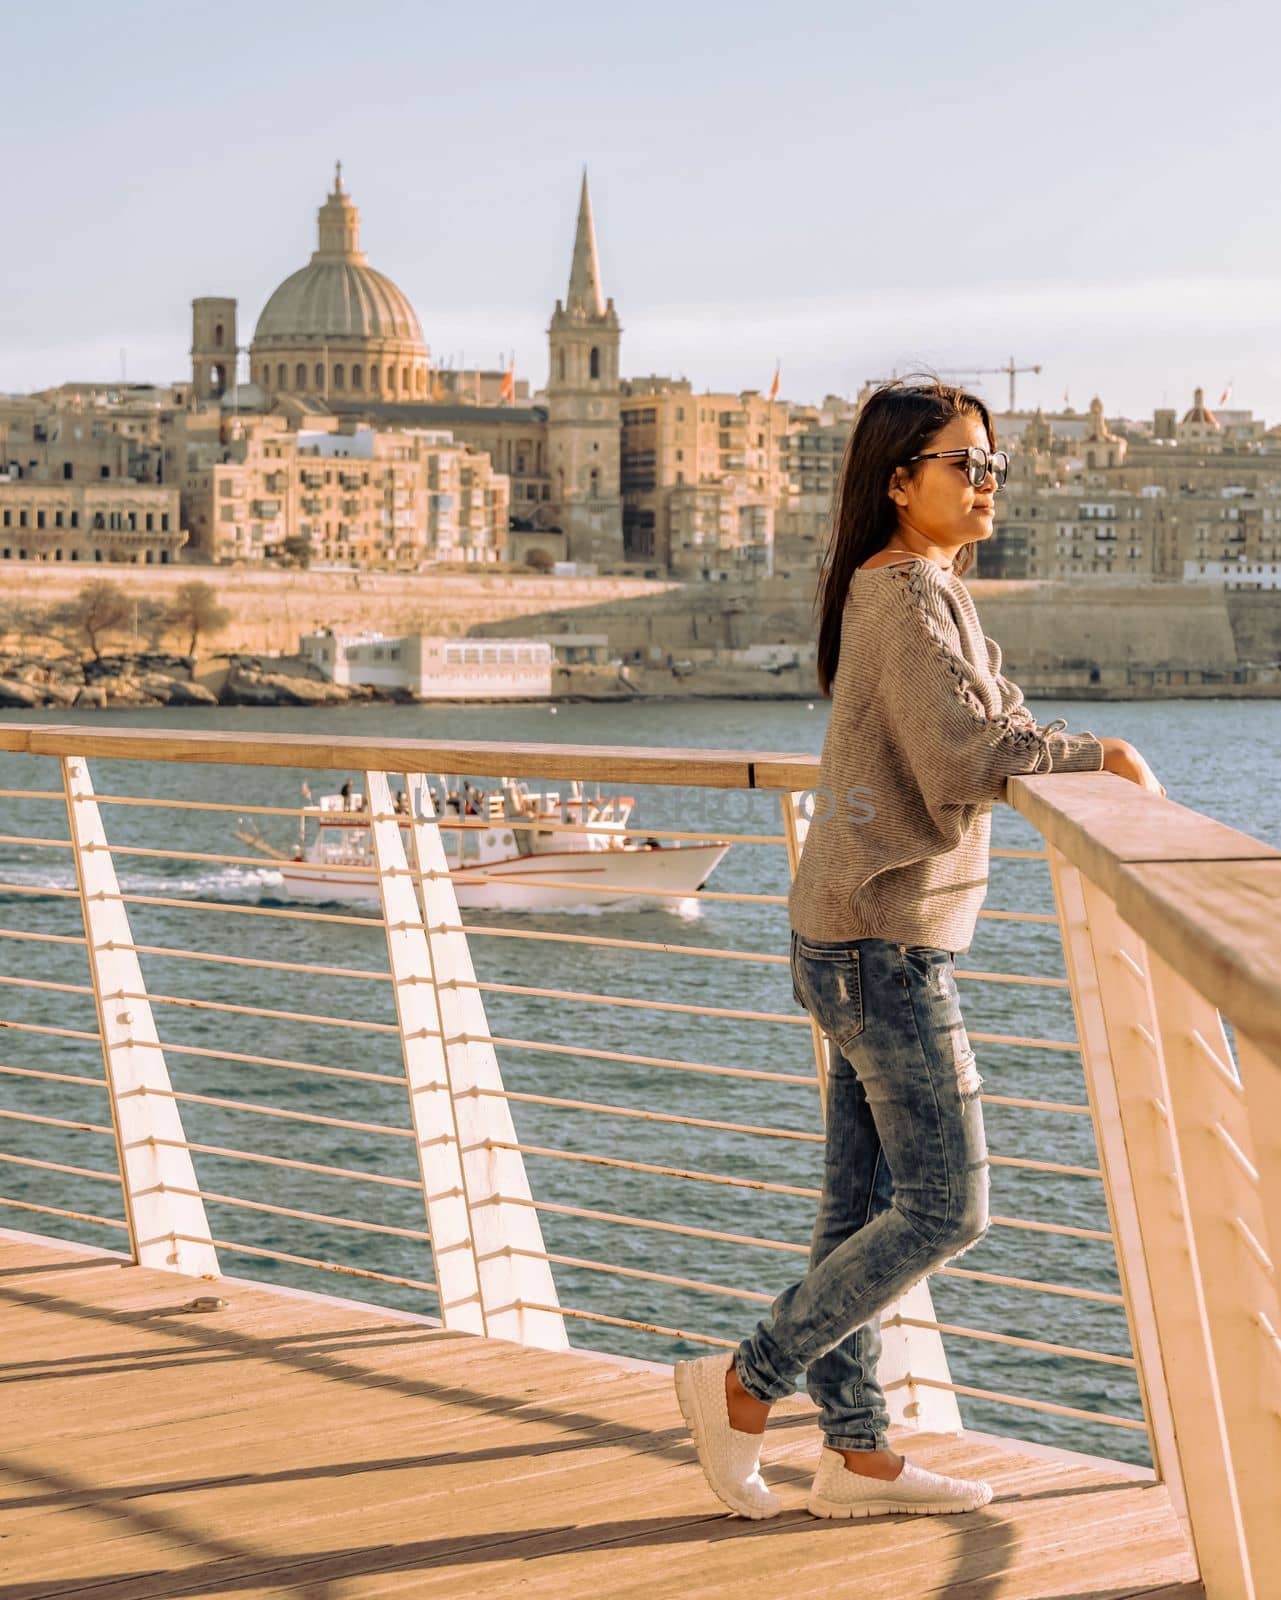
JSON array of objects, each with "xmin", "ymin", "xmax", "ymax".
[{"xmin": 674, "ymin": 380, "xmax": 1163, "ymax": 1521}]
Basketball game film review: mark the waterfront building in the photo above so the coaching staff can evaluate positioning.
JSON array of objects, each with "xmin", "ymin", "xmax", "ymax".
[
  {"xmin": 618, "ymin": 377, "xmax": 788, "ymax": 577},
  {"xmin": 190, "ymin": 168, "xmax": 621, "ymax": 568},
  {"xmin": 299, "ymin": 629, "xmax": 553, "ymax": 698},
  {"xmin": 180, "ymin": 417, "xmax": 509, "ymax": 568},
  {"xmin": 0, "ymin": 393, "xmax": 185, "ymax": 564},
  {"xmin": 777, "ymin": 396, "xmax": 860, "ymax": 572},
  {"xmin": 987, "ymin": 389, "xmax": 1281, "ymax": 583}
]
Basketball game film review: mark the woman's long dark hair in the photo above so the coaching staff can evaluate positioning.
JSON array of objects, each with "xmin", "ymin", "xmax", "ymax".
[{"xmin": 815, "ymin": 379, "xmax": 994, "ymax": 695}]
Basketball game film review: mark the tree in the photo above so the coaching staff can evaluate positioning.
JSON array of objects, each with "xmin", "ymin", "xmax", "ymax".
[
  {"xmin": 524, "ymin": 547, "xmax": 555, "ymax": 573},
  {"xmin": 166, "ymin": 581, "xmax": 231, "ymax": 658},
  {"xmin": 53, "ymin": 581, "xmax": 132, "ymax": 662},
  {"xmin": 135, "ymin": 598, "xmax": 172, "ymax": 652}
]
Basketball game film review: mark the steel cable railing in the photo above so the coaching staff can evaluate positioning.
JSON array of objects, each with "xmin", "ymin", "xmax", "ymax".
[{"xmin": 0, "ymin": 727, "xmax": 1270, "ymax": 1511}]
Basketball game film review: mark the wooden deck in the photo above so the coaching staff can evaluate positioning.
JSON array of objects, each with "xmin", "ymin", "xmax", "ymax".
[{"xmin": 0, "ymin": 1233, "xmax": 1201, "ymax": 1600}]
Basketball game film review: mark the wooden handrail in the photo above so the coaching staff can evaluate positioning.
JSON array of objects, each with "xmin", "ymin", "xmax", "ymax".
[
  {"xmin": 0, "ymin": 723, "xmax": 816, "ymax": 790},
  {"xmin": 1008, "ymin": 772, "xmax": 1281, "ymax": 1067}
]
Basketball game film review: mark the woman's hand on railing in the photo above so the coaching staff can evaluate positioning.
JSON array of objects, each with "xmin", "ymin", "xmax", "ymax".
[{"xmin": 1098, "ymin": 737, "xmax": 1166, "ymax": 797}]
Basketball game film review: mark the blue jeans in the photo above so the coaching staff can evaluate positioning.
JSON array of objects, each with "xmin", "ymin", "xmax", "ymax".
[{"xmin": 734, "ymin": 934, "xmax": 989, "ymax": 1452}]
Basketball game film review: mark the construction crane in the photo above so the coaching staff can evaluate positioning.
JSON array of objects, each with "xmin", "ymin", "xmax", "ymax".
[{"xmin": 938, "ymin": 357, "xmax": 1043, "ymax": 412}]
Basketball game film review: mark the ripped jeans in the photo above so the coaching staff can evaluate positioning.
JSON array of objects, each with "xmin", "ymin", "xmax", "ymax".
[{"xmin": 734, "ymin": 935, "xmax": 989, "ymax": 1452}]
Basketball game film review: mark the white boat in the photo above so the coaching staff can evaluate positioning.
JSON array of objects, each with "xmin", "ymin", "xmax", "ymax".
[{"xmin": 235, "ymin": 777, "xmax": 730, "ymax": 912}]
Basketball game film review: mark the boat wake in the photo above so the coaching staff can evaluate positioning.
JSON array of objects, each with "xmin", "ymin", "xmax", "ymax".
[{"xmin": 0, "ymin": 863, "xmax": 283, "ymax": 904}]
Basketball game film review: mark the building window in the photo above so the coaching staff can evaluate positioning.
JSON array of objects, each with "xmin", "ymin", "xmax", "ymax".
[
  {"xmin": 161, "ymin": 514, "xmax": 170, "ymax": 532},
  {"xmin": 214, "ymin": 323, "xmax": 224, "ymax": 348},
  {"xmin": 70, "ymin": 512, "xmax": 79, "ymax": 529},
  {"xmin": 590, "ymin": 347, "xmax": 600, "ymax": 380},
  {"xmin": 386, "ymin": 366, "xmax": 394, "ymax": 392},
  {"xmin": 315, "ymin": 362, "xmax": 324, "ymax": 388},
  {"xmin": 295, "ymin": 363, "xmax": 307, "ymax": 388},
  {"xmin": 401, "ymin": 366, "xmax": 409, "ymax": 392},
  {"xmin": 63, "ymin": 462, "xmax": 73, "ymax": 481},
  {"xmin": 352, "ymin": 363, "xmax": 363, "ymax": 391},
  {"xmin": 277, "ymin": 363, "xmax": 286, "ymax": 389},
  {"xmin": 371, "ymin": 365, "xmax": 380, "ymax": 390},
  {"xmin": 333, "ymin": 363, "xmax": 344, "ymax": 390},
  {"xmin": 559, "ymin": 350, "xmax": 566, "ymax": 383}
]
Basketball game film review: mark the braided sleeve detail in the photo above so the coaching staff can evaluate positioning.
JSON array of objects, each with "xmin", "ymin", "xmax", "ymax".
[{"xmin": 881, "ymin": 568, "xmax": 1101, "ymax": 810}]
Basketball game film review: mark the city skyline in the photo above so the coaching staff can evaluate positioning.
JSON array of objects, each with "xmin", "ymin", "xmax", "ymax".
[{"xmin": 4, "ymin": 0, "xmax": 1280, "ymax": 417}]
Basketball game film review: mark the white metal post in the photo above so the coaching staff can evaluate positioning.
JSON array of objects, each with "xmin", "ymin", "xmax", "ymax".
[
  {"xmin": 386, "ymin": 771, "xmax": 567, "ymax": 1350},
  {"xmin": 62, "ymin": 756, "xmax": 217, "ymax": 1277},
  {"xmin": 781, "ymin": 790, "xmax": 961, "ymax": 1435},
  {"xmin": 366, "ymin": 768, "xmax": 485, "ymax": 1333}
]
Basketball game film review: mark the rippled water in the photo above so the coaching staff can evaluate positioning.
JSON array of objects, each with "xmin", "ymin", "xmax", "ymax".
[{"xmin": 1, "ymin": 695, "xmax": 1277, "ymax": 1468}]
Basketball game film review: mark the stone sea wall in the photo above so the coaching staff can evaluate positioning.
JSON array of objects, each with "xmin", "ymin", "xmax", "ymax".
[{"xmin": 0, "ymin": 561, "xmax": 1277, "ymax": 705}]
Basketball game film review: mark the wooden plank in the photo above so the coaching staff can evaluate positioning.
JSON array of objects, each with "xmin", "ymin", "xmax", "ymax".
[
  {"xmin": 0, "ymin": 724, "xmax": 809, "ymax": 792},
  {"xmin": 1007, "ymin": 771, "xmax": 1280, "ymax": 884},
  {"xmin": 0, "ymin": 1235, "xmax": 1199, "ymax": 1600}
]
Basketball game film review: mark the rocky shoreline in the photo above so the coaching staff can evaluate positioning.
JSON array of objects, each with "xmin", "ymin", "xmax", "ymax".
[
  {"xmin": 1, "ymin": 650, "xmax": 1279, "ymax": 711},
  {"xmin": 0, "ymin": 652, "xmax": 410, "ymax": 710}
]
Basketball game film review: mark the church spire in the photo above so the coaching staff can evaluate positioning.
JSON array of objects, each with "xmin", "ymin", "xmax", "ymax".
[{"xmin": 566, "ymin": 170, "xmax": 605, "ymax": 317}]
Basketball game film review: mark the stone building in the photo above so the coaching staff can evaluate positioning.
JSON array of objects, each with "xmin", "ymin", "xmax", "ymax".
[
  {"xmin": 0, "ymin": 393, "xmax": 185, "ymax": 565},
  {"xmin": 544, "ymin": 174, "xmax": 623, "ymax": 565},
  {"xmin": 618, "ymin": 378, "xmax": 788, "ymax": 577},
  {"xmin": 191, "ymin": 168, "xmax": 621, "ymax": 568},
  {"xmin": 989, "ymin": 388, "xmax": 1281, "ymax": 585},
  {"xmin": 180, "ymin": 415, "xmax": 508, "ymax": 568},
  {"xmin": 777, "ymin": 396, "xmax": 860, "ymax": 571}
]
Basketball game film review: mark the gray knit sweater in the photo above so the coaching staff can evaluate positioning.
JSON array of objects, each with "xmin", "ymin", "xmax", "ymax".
[{"xmin": 789, "ymin": 556, "xmax": 1105, "ymax": 953}]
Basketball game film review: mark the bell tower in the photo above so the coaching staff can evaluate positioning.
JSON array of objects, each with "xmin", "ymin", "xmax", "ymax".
[
  {"xmin": 191, "ymin": 297, "xmax": 238, "ymax": 402},
  {"xmin": 547, "ymin": 173, "xmax": 623, "ymax": 566}
]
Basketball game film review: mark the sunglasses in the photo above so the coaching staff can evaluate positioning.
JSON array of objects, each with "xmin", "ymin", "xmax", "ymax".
[{"xmin": 907, "ymin": 445, "xmax": 1009, "ymax": 488}]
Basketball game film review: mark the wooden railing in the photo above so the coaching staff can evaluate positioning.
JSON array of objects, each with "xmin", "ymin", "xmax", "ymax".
[{"xmin": 0, "ymin": 722, "xmax": 1276, "ymax": 1600}]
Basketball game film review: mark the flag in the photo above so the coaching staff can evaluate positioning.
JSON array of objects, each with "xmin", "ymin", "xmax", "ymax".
[
  {"xmin": 499, "ymin": 361, "xmax": 515, "ymax": 404},
  {"xmin": 1219, "ymin": 381, "xmax": 1233, "ymax": 406},
  {"xmin": 768, "ymin": 361, "xmax": 780, "ymax": 403}
]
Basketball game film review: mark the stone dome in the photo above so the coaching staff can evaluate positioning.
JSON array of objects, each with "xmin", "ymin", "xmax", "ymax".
[
  {"xmin": 254, "ymin": 261, "xmax": 423, "ymax": 345},
  {"xmin": 1182, "ymin": 386, "xmax": 1220, "ymax": 429},
  {"xmin": 249, "ymin": 165, "xmax": 430, "ymax": 402},
  {"xmin": 253, "ymin": 166, "xmax": 424, "ymax": 347}
]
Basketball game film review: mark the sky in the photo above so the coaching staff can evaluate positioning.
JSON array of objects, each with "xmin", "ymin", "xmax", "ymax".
[{"xmin": 4, "ymin": 0, "xmax": 1280, "ymax": 420}]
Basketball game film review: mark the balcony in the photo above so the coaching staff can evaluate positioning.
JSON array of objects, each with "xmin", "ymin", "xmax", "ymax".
[{"xmin": 0, "ymin": 724, "xmax": 1275, "ymax": 1595}]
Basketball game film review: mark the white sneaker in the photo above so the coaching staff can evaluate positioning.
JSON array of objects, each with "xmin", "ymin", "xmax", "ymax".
[
  {"xmin": 807, "ymin": 1444, "xmax": 993, "ymax": 1519},
  {"xmin": 673, "ymin": 1353, "xmax": 783, "ymax": 1519}
]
